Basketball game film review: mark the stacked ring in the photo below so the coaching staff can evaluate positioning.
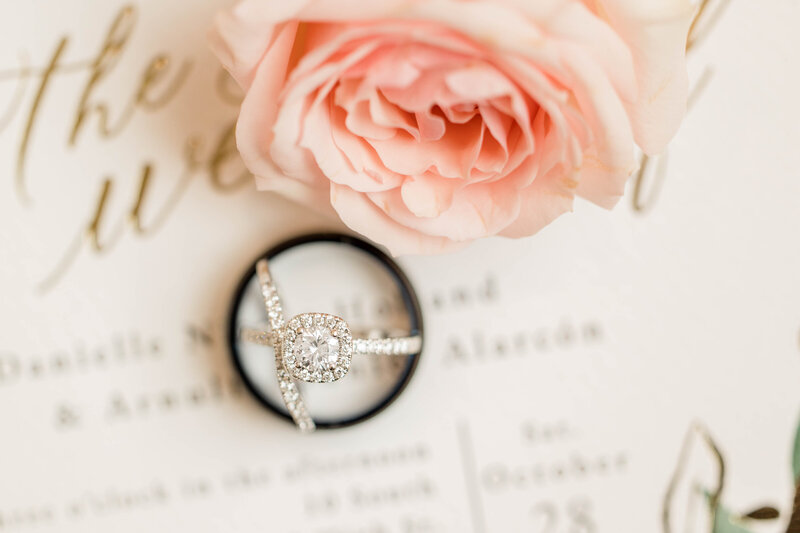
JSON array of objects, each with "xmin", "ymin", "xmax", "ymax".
[{"xmin": 228, "ymin": 233, "xmax": 424, "ymax": 432}]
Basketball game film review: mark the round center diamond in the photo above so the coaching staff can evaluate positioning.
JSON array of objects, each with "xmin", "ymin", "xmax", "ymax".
[{"xmin": 295, "ymin": 326, "xmax": 340, "ymax": 371}]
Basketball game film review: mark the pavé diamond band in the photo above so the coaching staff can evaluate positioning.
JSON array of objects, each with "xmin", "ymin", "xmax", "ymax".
[
  {"xmin": 240, "ymin": 326, "xmax": 423, "ymax": 359},
  {"xmin": 240, "ymin": 258, "xmax": 423, "ymax": 432},
  {"xmin": 228, "ymin": 233, "xmax": 424, "ymax": 431}
]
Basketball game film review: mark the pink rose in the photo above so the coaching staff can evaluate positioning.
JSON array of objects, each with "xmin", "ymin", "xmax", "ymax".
[{"xmin": 210, "ymin": 0, "xmax": 693, "ymax": 254}]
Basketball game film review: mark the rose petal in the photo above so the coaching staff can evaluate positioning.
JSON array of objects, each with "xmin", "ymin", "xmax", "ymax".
[
  {"xmin": 499, "ymin": 168, "xmax": 577, "ymax": 238},
  {"xmin": 414, "ymin": 110, "xmax": 446, "ymax": 141},
  {"xmin": 255, "ymin": 171, "xmax": 336, "ymax": 217},
  {"xmin": 367, "ymin": 115, "xmax": 484, "ymax": 178},
  {"xmin": 271, "ymin": 39, "xmax": 381, "ymax": 181},
  {"xmin": 498, "ymin": 0, "xmax": 637, "ymax": 100},
  {"xmin": 369, "ymin": 90, "xmax": 419, "ymax": 140},
  {"xmin": 343, "ymin": 99, "xmax": 397, "ymax": 141},
  {"xmin": 328, "ymin": 104, "xmax": 404, "ymax": 190},
  {"xmin": 235, "ymin": 22, "xmax": 331, "ymax": 188},
  {"xmin": 211, "ymin": 0, "xmax": 690, "ymax": 255},
  {"xmin": 371, "ymin": 181, "xmax": 522, "ymax": 241},
  {"xmin": 330, "ymin": 183, "xmax": 466, "ymax": 255},
  {"xmin": 400, "ymin": 174, "xmax": 460, "ymax": 218},
  {"xmin": 557, "ymin": 42, "xmax": 636, "ymax": 207},
  {"xmin": 209, "ymin": 6, "xmax": 302, "ymax": 88},
  {"xmin": 595, "ymin": 0, "xmax": 693, "ymax": 153}
]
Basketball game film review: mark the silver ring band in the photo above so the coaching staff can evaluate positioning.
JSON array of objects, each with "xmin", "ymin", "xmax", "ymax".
[
  {"xmin": 241, "ymin": 258, "xmax": 422, "ymax": 432},
  {"xmin": 240, "ymin": 328, "xmax": 422, "ymax": 356}
]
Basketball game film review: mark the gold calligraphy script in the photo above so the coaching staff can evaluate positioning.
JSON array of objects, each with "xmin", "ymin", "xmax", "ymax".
[
  {"xmin": 630, "ymin": 0, "xmax": 731, "ymax": 213},
  {"xmin": 0, "ymin": 5, "xmax": 249, "ymax": 292}
]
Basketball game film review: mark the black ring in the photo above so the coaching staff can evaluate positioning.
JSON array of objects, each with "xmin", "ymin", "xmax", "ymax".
[{"xmin": 227, "ymin": 232, "xmax": 424, "ymax": 430}]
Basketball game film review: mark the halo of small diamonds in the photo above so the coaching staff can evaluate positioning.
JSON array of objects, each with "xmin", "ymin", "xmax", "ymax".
[{"xmin": 282, "ymin": 313, "xmax": 352, "ymax": 383}]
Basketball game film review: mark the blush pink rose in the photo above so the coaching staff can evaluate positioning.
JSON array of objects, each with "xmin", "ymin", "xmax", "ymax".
[{"xmin": 210, "ymin": 0, "xmax": 693, "ymax": 254}]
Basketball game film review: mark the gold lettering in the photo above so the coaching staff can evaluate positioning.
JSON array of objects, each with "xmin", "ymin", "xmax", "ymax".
[
  {"xmin": 86, "ymin": 178, "xmax": 121, "ymax": 252},
  {"xmin": 631, "ymin": 1, "xmax": 729, "ymax": 214},
  {"xmin": 16, "ymin": 38, "xmax": 68, "ymax": 202},
  {"xmin": 3, "ymin": 5, "xmax": 249, "ymax": 292},
  {"xmin": 135, "ymin": 56, "xmax": 192, "ymax": 110},
  {"xmin": 208, "ymin": 122, "xmax": 250, "ymax": 191},
  {"xmin": 37, "ymin": 233, "xmax": 83, "ymax": 294},
  {"xmin": 129, "ymin": 139, "xmax": 201, "ymax": 235},
  {"xmin": 67, "ymin": 6, "xmax": 191, "ymax": 147},
  {"xmin": 51, "ymin": 137, "xmax": 202, "ymax": 282},
  {"xmin": 630, "ymin": 67, "xmax": 714, "ymax": 214},
  {"xmin": 129, "ymin": 165, "xmax": 153, "ymax": 233},
  {"xmin": 0, "ymin": 53, "xmax": 31, "ymax": 135},
  {"xmin": 630, "ymin": 154, "xmax": 668, "ymax": 214},
  {"xmin": 68, "ymin": 6, "xmax": 137, "ymax": 145},
  {"xmin": 687, "ymin": 0, "xmax": 732, "ymax": 52},
  {"xmin": 215, "ymin": 67, "xmax": 242, "ymax": 106}
]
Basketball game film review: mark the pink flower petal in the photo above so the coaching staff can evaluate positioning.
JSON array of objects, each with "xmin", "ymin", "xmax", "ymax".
[
  {"xmin": 595, "ymin": 0, "xmax": 693, "ymax": 153},
  {"xmin": 400, "ymin": 174, "xmax": 460, "ymax": 218},
  {"xmin": 499, "ymin": 168, "xmax": 577, "ymax": 238},
  {"xmin": 329, "ymin": 104, "xmax": 404, "ymax": 190},
  {"xmin": 414, "ymin": 110, "xmax": 446, "ymax": 141},
  {"xmin": 557, "ymin": 42, "xmax": 636, "ymax": 207},
  {"xmin": 367, "ymin": 115, "xmax": 484, "ymax": 178},
  {"xmin": 369, "ymin": 90, "xmax": 419, "ymax": 140},
  {"xmin": 498, "ymin": 0, "xmax": 637, "ymax": 101},
  {"xmin": 343, "ymin": 99, "xmax": 397, "ymax": 141},
  {"xmin": 370, "ymin": 181, "xmax": 522, "ymax": 242},
  {"xmin": 209, "ymin": 6, "xmax": 301, "ymax": 88},
  {"xmin": 255, "ymin": 172, "xmax": 336, "ymax": 218},
  {"xmin": 330, "ymin": 183, "xmax": 466, "ymax": 255},
  {"xmin": 272, "ymin": 39, "xmax": 381, "ymax": 181},
  {"xmin": 211, "ymin": 0, "xmax": 691, "ymax": 254},
  {"xmin": 236, "ymin": 22, "xmax": 329, "ymax": 187}
]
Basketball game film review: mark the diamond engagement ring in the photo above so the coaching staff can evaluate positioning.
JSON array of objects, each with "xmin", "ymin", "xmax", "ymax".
[
  {"xmin": 232, "ymin": 235, "xmax": 424, "ymax": 433},
  {"xmin": 228, "ymin": 233, "xmax": 424, "ymax": 432},
  {"xmin": 241, "ymin": 317, "xmax": 422, "ymax": 381}
]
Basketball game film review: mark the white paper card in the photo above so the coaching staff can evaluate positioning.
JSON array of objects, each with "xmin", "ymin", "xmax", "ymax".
[{"xmin": 1, "ymin": 1, "xmax": 799, "ymax": 532}]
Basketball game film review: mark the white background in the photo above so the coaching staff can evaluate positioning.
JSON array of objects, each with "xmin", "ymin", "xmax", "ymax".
[{"xmin": 0, "ymin": 1, "xmax": 799, "ymax": 532}]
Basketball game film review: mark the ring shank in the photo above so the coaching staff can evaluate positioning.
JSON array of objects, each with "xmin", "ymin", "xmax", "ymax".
[
  {"xmin": 352, "ymin": 336, "xmax": 422, "ymax": 355},
  {"xmin": 239, "ymin": 327, "xmax": 421, "ymax": 356},
  {"xmin": 256, "ymin": 258, "xmax": 316, "ymax": 432},
  {"xmin": 227, "ymin": 233, "xmax": 424, "ymax": 431}
]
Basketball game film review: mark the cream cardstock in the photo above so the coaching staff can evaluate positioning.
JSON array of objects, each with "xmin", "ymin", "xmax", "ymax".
[{"xmin": 1, "ymin": 1, "xmax": 799, "ymax": 532}]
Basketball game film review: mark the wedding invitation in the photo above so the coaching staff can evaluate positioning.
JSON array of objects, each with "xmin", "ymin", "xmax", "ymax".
[{"xmin": 1, "ymin": 1, "xmax": 799, "ymax": 532}]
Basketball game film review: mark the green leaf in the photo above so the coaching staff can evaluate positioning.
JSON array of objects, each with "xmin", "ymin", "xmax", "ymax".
[
  {"xmin": 713, "ymin": 505, "xmax": 755, "ymax": 533},
  {"xmin": 793, "ymin": 414, "xmax": 800, "ymax": 483}
]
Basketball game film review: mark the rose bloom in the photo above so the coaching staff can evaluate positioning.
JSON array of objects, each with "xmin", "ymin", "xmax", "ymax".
[{"xmin": 211, "ymin": 0, "xmax": 693, "ymax": 254}]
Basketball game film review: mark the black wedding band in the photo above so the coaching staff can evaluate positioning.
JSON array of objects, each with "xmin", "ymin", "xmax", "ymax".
[{"xmin": 227, "ymin": 233, "xmax": 424, "ymax": 429}]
